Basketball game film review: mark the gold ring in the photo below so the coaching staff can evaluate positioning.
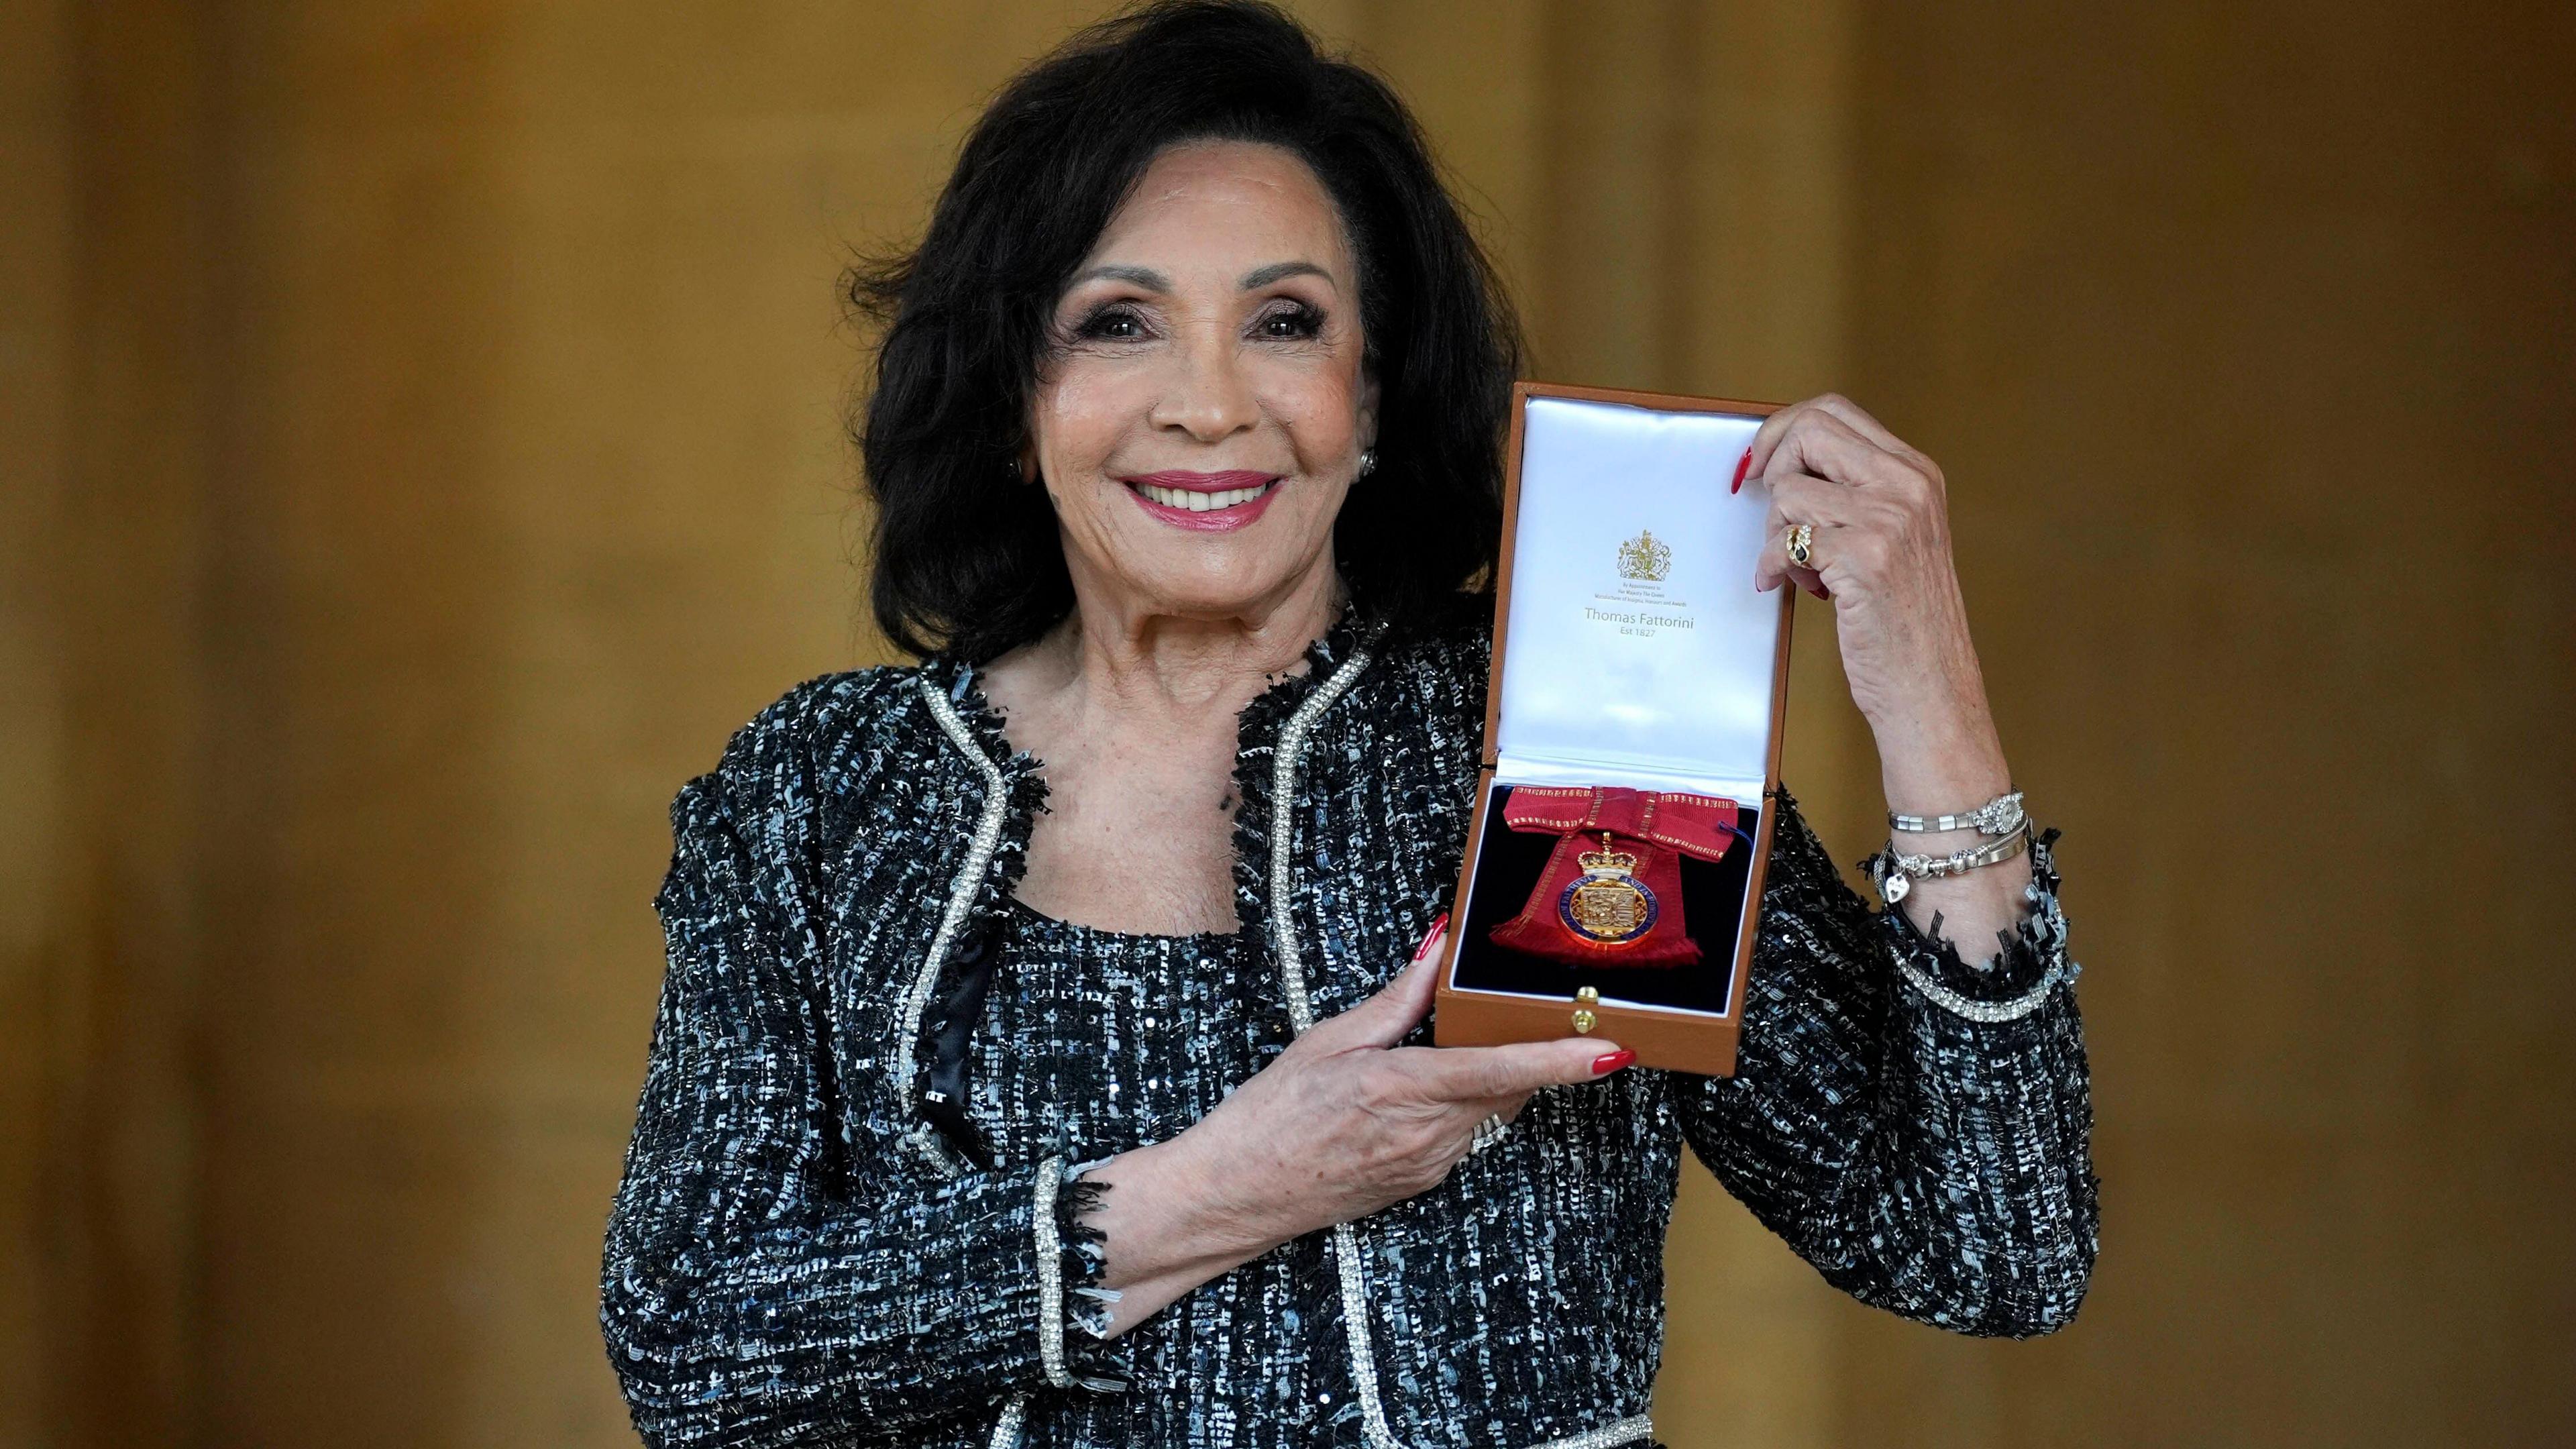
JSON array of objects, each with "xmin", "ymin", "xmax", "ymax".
[{"xmin": 1786, "ymin": 522, "xmax": 1815, "ymax": 568}]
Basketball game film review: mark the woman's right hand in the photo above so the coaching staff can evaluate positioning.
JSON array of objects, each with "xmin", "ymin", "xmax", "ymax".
[{"xmin": 1081, "ymin": 918, "xmax": 1633, "ymax": 1334}]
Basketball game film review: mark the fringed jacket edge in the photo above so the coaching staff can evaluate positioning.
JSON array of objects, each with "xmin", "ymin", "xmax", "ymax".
[{"xmin": 599, "ymin": 610, "xmax": 2098, "ymax": 1448}]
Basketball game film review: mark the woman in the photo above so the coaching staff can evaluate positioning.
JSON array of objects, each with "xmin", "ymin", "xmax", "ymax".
[{"xmin": 599, "ymin": 5, "xmax": 2096, "ymax": 1447}]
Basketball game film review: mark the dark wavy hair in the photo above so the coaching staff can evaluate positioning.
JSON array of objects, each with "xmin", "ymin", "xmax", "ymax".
[{"xmin": 847, "ymin": 0, "xmax": 1523, "ymax": 662}]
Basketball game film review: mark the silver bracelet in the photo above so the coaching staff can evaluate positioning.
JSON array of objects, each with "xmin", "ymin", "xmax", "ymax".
[
  {"xmin": 1866, "ymin": 823, "xmax": 2029, "ymax": 904},
  {"xmin": 1889, "ymin": 789, "xmax": 2025, "ymax": 836}
]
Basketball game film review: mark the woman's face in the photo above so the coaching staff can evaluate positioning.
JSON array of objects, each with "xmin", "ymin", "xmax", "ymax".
[{"xmin": 1030, "ymin": 140, "xmax": 1376, "ymax": 625}]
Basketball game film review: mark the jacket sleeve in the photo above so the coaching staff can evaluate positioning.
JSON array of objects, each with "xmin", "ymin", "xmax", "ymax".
[
  {"xmin": 1674, "ymin": 792, "xmax": 2099, "ymax": 1337},
  {"xmin": 600, "ymin": 761, "xmax": 1121, "ymax": 1448}
]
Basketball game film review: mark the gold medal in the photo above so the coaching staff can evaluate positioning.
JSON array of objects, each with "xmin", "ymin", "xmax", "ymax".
[{"xmin": 1558, "ymin": 834, "xmax": 1659, "ymax": 945}]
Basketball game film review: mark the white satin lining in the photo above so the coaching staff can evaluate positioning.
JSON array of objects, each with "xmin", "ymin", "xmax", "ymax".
[{"xmin": 1494, "ymin": 396, "xmax": 1779, "ymax": 800}]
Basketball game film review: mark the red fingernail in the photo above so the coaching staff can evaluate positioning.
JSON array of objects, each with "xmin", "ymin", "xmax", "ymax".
[
  {"xmin": 1413, "ymin": 912, "xmax": 1451, "ymax": 961},
  {"xmin": 1730, "ymin": 449, "xmax": 1751, "ymax": 494},
  {"xmin": 1591, "ymin": 1049, "xmax": 1636, "ymax": 1076}
]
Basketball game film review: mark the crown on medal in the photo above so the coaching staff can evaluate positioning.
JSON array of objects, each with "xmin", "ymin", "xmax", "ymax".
[{"xmin": 1578, "ymin": 841, "xmax": 1638, "ymax": 875}]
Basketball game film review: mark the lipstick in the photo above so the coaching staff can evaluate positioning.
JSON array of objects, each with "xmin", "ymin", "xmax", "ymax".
[{"xmin": 1118, "ymin": 470, "xmax": 1284, "ymax": 533}]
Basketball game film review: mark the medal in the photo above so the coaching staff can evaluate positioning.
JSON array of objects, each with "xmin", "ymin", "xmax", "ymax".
[
  {"xmin": 1487, "ymin": 786, "xmax": 1748, "ymax": 969},
  {"xmin": 1558, "ymin": 834, "xmax": 1658, "ymax": 944}
]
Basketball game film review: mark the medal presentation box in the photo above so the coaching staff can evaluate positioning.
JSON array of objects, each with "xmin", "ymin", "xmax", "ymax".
[{"xmin": 1433, "ymin": 383, "xmax": 1790, "ymax": 1077}]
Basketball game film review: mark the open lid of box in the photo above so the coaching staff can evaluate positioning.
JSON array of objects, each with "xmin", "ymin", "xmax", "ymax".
[{"xmin": 1486, "ymin": 386, "xmax": 1788, "ymax": 802}]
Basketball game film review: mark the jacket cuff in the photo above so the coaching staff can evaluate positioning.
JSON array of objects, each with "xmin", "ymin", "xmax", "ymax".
[
  {"xmin": 1034, "ymin": 1157, "xmax": 1129, "ymax": 1393},
  {"xmin": 1875, "ymin": 827, "xmax": 2077, "ymax": 1022}
]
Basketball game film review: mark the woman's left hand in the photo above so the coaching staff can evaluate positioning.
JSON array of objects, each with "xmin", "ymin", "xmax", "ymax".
[
  {"xmin": 1746, "ymin": 394, "xmax": 1991, "ymax": 747},
  {"xmin": 1743, "ymin": 394, "xmax": 2029, "ymax": 948}
]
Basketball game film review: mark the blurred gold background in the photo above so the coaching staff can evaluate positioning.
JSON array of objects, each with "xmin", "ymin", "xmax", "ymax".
[{"xmin": 5, "ymin": 1, "xmax": 2571, "ymax": 1445}]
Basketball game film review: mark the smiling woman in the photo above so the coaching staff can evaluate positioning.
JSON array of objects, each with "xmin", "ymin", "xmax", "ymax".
[
  {"xmin": 599, "ymin": 5, "xmax": 2097, "ymax": 1448},
  {"xmin": 845, "ymin": 5, "xmax": 1515, "ymax": 668},
  {"xmin": 1026, "ymin": 141, "xmax": 1372, "ymax": 627}
]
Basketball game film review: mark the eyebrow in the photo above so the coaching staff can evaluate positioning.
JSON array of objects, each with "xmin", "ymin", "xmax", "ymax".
[
  {"xmin": 1238, "ymin": 260, "xmax": 1334, "ymax": 288},
  {"xmin": 1063, "ymin": 260, "xmax": 1336, "ymax": 292},
  {"xmin": 1066, "ymin": 264, "xmax": 1170, "ymax": 290}
]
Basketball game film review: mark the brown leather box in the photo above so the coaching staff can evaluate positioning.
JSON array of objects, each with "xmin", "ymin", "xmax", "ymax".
[{"xmin": 1432, "ymin": 382, "xmax": 1792, "ymax": 1077}]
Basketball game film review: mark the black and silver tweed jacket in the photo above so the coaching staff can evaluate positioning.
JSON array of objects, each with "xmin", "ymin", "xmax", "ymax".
[{"xmin": 600, "ymin": 612, "xmax": 2098, "ymax": 1449}]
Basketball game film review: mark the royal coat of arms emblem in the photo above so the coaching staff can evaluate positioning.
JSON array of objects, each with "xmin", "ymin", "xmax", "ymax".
[
  {"xmin": 1558, "ymin": 834, "xmax": 1659, "ymax": 944},
  {"xmin": 1615, "ymin": 529, "xmax": 1671, "ymax": 582}
]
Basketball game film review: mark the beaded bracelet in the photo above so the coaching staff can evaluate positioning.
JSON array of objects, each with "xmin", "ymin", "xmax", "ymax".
[
  {"xmin": 1865, "ymin": 822, "xmax": 2031, "ymax": 904},
  {"xmin": 1889, "ymin": 789, "xmax": 2025, "ymax": 836}
]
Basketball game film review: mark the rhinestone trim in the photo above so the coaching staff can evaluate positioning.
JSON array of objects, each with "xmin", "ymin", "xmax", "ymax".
[
  {"xmin": 1268, "ymin": 643, "xmax": 1375, "ymax": 1034},
  {"xmin": 908, "ymin": 674, "xmax": 1013, "ymax": 1156},
  {"xmin": 1032, "ymin": 1154, "xmax": 1074, "ymax": 1389},
  {"xmin": 986, "ymin": 1393, "xmax": 1026, "ymax": 1449},
  {"xmin": 1531, "ymin": 1413, "xmax": 1656, "ymax": 1448},
  {"xmin": 898, "ymin": 1120, "xmax": 965, "ymax": 1180},
  {"xmin": 1894, "ymin": 953, "xmax": 2064, "ymax": 1022},
  {"xmin": 1258, "ymin": 645, "xmax": 1413, "ymax": 1448},
  {"xmin": 1514, "ymin": 1413, "xmax": 1658, "ymax": 1444},
  {"xmin": 1326, "ymin": 1220, "xmax": 1401, "ymax": 1449}
]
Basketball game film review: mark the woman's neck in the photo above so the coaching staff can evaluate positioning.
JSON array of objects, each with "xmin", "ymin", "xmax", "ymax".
[
  {"xmin": 1020, "ymin": 557, "xmax": 1347, "ymax": 722},
  {"xmin": 977, "ymin": 553, "xmax": 1345, "ymax": 936}
]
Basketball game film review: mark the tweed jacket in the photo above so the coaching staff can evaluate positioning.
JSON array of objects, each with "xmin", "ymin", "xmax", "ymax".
[{"xmin": 600, "ymin": 610, "xmax": 2098, "ymax": 1449}]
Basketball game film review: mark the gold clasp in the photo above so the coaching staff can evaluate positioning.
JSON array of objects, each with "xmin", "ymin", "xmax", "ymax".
[{"xmin": 1572, "ymin": 985, "xmax": 1600, "ymax": 1034}]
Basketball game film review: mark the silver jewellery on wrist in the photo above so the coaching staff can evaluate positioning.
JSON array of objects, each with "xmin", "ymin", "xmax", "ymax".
[
  {"xmin": 1866, "ymin": 822, "xmax": 2031, "ymax": 905},
  {"xmin": 1889, "ymin": 789, "xmax": 2025, "ymax": 837}
]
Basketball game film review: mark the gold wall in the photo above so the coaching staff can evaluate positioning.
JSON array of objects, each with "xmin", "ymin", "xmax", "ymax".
[{"xmin": 6, "ymin": 1, "xmax": 2570, "ymax": 1446}]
